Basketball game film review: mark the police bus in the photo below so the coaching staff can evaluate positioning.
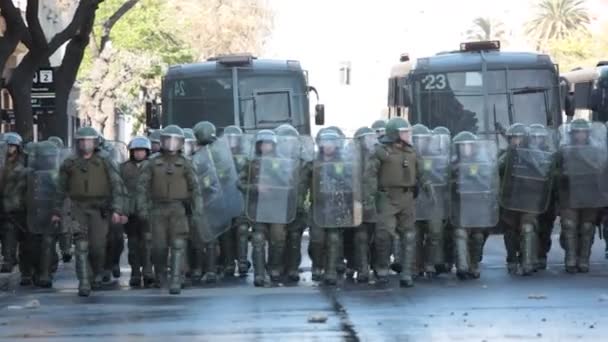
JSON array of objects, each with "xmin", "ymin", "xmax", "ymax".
[
  {"xmin": 560, "ymin": 62, "xmax": 608, "ymax": 121},
  {"xmin": 387, "ymin": 41, "xmax": 562, "ymax": 144},
  {"xmin": 148, "ymin": 54, "xmax": 325, "ymax": 135},
  {"xmin": 386, "ymin": 53, "xmax": 412, "ymax": 120}
]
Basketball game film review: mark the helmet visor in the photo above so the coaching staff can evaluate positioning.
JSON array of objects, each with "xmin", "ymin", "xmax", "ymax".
[{"xmin": 161, "ymin": 135, "xmax": 184, "ymax": 152}]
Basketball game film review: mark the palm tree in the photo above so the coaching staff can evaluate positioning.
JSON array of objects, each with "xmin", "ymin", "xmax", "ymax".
[
  {"xmin": 466, "ymin": 17, "xmax": 507, "ymax": 41},
  {"xmin": 526, "ymin": 0, "xmax": 590, "ymax": 46}
]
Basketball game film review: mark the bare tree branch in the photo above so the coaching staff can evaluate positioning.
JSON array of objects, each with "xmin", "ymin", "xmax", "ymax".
[
  {"xmin": 99, "ymin": 0, "xmax": 140, "ymax": 52},
  {"xmin": 25, "ymin": 0, "xmax": 47, "ymax": 49},
  {"xmin": 0, "ymin": 0, "xmax": 33, "ymax": 49},
  {"xmin": 47, "ymin": 0, "xmax": 99, "ymax": 52}
]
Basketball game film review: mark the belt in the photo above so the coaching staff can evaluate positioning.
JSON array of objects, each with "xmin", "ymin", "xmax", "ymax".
[{"xmin": 380, "ymin": 186, "xmax": 415, "ymax": 193}]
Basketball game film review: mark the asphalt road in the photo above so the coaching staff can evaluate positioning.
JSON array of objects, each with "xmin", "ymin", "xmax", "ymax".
[{"xmin": 1, "ymin": 233, "xmax": 608, "ymax": 342}]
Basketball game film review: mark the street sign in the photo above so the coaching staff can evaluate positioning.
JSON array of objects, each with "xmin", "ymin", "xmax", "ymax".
[{"xmin": 31, "ymin": 68, "xmax": 56, "ymax": 115}]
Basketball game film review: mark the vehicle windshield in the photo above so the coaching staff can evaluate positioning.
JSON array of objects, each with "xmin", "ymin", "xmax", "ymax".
[
  {"xmin": 412, "ymin": 69, "xmax": 558, "ymax": 139},
  {"xmin": 165, "ymin": 71, "xmax": 234, "ymax": 129},
  {"xmin": 164, "ymin": 70, "xmax": 308, "ymax": 132},
  {"xmin": 237, "ymin": 70, "xmax": 308, "ymax": 130}
]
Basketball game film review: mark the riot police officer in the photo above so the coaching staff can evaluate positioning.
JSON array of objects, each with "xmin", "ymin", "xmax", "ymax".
[
  {"xmin": 412, "ymin": 124, "xmax": 450, "ymax": 277},
  {"xmin": 450, "ymin": 131, "xmax": 498, "ymax": 280},
  {"xmin": 1, "ymin": 133, "xmax": 27, "ymax": 277},
  {"xmin": 557, "ymin": 119, "xmax": 606, "ymax": 273},
  {"xmin": 224, "ymin": 125, "xmax": 252, "ymax": 276},
  {"xmin": 353, "ymin": 127, "xmax": 379, "ymax": 283},
  {"xmin": 136, "ymin": 125, "xmax": 202, "ymax": 294},
  {"xmin": 500, "ymin": 123, "xmax": 555, "ymax": 276},
  {"xmin": 372, "ymin": 120, "xmax": 387, "ymax": 139},
  {"xmin": 52, "ymin": 127, "xmax": 125, "ymax": 296},
  {"xmin": 149, "ymin": 129, "xmax": 162, "ymax": 154},
  {"xmin": 121, "ymin": 136, "xmax": 154, "ymax": 287},
  {"xmin": 243, "ymin": 130, "xmax": 300, "ymax": 286},
  {"xmin": 275, "ymin": 124, "xmax": 311, "ymax": 282},
  {"xmin": 375, "ymin": 117, "xmax": 430, "ymax": 287}
]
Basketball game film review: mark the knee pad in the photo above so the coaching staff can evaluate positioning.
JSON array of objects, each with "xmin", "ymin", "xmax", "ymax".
[
  {"xmin": 402, "ymin": 230, "xmax": 416, "ymax": 243},
  {"xmin": 454, "ymin": 228, "xmax": 468, "ymax": 239},
  {"xmin": 561, "ymin": 219, "xmax": 576, "ymax": 232},
  {"xmin": 521, "ymin": 223, "xmax": 535, "ymax": 234},
  {"xmin": 252, "ymin": 231, "xmax": 265, "ymax": 247},
  {"xmin": 172, "ymin": 238, "xmax": 187, "ymax": 250},
  {"xmin": 581, "ymin": 222, "xmax": 595, "ymax": 234}
]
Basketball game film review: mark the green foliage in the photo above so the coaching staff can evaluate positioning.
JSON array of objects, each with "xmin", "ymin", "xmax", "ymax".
[
  {"xmin": 465, "ymin": 17, "xmax": 507, "ymax": 42},
  {"xmin": 526, "ymin": 0, "xmax": 590, "ymax": 49},
  {"xmin": 547, "ymin": 23, "xmax": 608, "ymax": 71}
]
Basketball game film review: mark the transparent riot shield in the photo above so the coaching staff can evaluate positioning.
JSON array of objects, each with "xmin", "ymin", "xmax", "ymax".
[
  {"xmin": 414, "ymin": 134, "xmax": 450, "ymax": 221},
  {"xmin": 191, "ymin": 147, "xmax": 225, "ymax": 242},
  {"xmin": 207, "ymin": 137, "xmax": 244, "ymax": 236},
  {"xmin": 355, "ymin": 133, "xmax": 379, "ymax": 222},
  {"xmin": 500, "ymin": 147, "xmax": 555, "ymax": 214},
  {"xmin": 26, "ymin": 144, "xmax": 61, "ymax": 235},
  {"xmin": 312, "ymin": 137, "xmax": 363, "ymax": 228},
  {"xmin": 450, "ymin": 140, "xmax": 499, "ymax": 228},
  {"xmin": 0, "ymin": 141, "xmax": 7, "ymax": 170},
  {"xmin": 104, "ymin": 140, "xmax": 128, "ymax": 164},
  {"xmin": 246, "ymin": 136, "xmax": 300, "ymax": 224},
  {"xmin": 559, "ymin": 123, "xmax": 608, "ymax": 208},
  {"xmin": 226, "ymin": 133, "xmax": 253, "ymax": 173},
  {"xmin": 300, "ymin": 135, "xmax": 315, "ymax": 162}
]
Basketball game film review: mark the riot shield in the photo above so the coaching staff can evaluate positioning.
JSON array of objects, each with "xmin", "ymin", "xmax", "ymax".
[
  {"xmin": 26, "ymin": 144, "xmax": 61, "ymax": 235},
  {"xmin": 227, "ymin": 133, "xmax": 253, "ymax": 173},
  {"xmin": 104, "ymin": 140, "xmax": 128, "ymax": 164},
  {"xmin": 300, "ymin": 135, "xmax": 315, "ymax": 162},
  {"xmin": 312, "ymin": 137, "xmax": 363, "ymax": 228},
  {"xmin": 450, "ymin": 140, "xmax": 499, "ymax": 228},
  {"xmin": 202, "ymin": 137, "xmax": 244, "ymax": 240},
  {"xmin": 500, "ymin": 147, "xmax": 555, "ymax": 214},
  {"xmin": 558, "ymin": 123, "xmax": 608, "ymax": 208},
  {"xmin": 415, "ymin": 134, "xmax": 450, "ymax": 221},
  {"xmin": 191, "ymin": 147, "xmax": 225, "ymax": 242},
  {"xmin": 355, "ymin": 133, "xmax": 378, "ymax": 222},
  {"xmin": 246, "ymin": 136, "xmax": 300, "ymax": 224}
]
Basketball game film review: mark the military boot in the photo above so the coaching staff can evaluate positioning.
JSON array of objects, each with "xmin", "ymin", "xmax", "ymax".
[
  {"xmin": 286, "ymin": 229, "xmax": 302, "ymax": 282},
  {"xmin": 373, "ymin": 230, "xmax": 392, "ymax": 284},
  {"xmin": 468, "ymin": 232, "xmax": 485, "ymax": 279},
  {"xmin": 252, "ymin": 232, "xmax": 267, "ymax": 287},
  {"xmin": 75, "ymin": 241, "xmax": 91, "ymax": 296},
  {"xmin": 504, "ymin": 226, "xmax": 519, "ymax": 274},
  {"xmin": 36, "ymin": 235, "xmax": 55, "ymax": 288},
  {"xmin": 236, "ymin": 224, "xmax": 251, "ymax": 277},
  {"xmin": 268, "ymin": 242, "xmax": 285, "ymax": 283},
  {"xmin": 309, "ymin": 239, "xmax": 325, "ymax": 282},
  {"xmin": 454, "ymin": 228, "xmax": 470, "ymax": 280},
  {"xmin": 577, "ymin": 222, "xmax": 595, "ymax": 273},
  {"xmin": 520, "ymin": 223, "xmax": 537, "ymax": 276},
  {"xmin": 561, "ymin": 220, "xmax": 578, "ymax": 273},
  {"xmin": 169, "ymin": 239, "xmax": 186, "ymax": 295},
  {"xmin": 220, "ymin": 231, "xmax": 236, "ymax": 277},
  {"xmin": 142, "ymin": 233, "xmax": 155, "ymax": 287},
  {"xmin": 59, "ymin": 233, "xmax": 73, "ymax": 263},
  {"xmin": 390, "ymin": 235, "xmax": 402, "ymax": 273},
  {"xmin": 201, "ymin": 242, "xmax": 218, "ymax": 284},
  {"xmin": 354, "ymin": 228, "xmax": 369, "ymax": 283},
  {"xmin": 399, "ymin": 231, "xmax": 416, "ymax": 288},
  {"xmin": 190, "ymin": 248, "xmax": 204, "ymax": 285},
  {"xmin": 324, "ymin": 231, "xmax": 340, "ymax": 286}
]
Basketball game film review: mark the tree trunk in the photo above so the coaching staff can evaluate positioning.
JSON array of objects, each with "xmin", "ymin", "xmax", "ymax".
[
  {"xmin": 50, "ymin": 12, "xmax": 96, "ymax": 139},
  {"xmin": 7, "ymin": 53, "xmax": 45, "ymax": 141}
]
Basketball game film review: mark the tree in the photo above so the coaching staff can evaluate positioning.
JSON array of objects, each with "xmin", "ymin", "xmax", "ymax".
[
  {"xmin": 547, "ymin": 23, "xmax": 608, "ymax": 71},
  {"xmin": 0, "ymin": 0, "xmax": 103, "ymax": 141},
  {"xmin": 526, "ymin": 0, "xmax": 590, "ymax": 50},
  {"xmin": 465, "ymin": 17, "xmax": 506, "ymax": 42},
  {"xmin": 77, "ymin": 0, "xmax": 274, "ymax": 137}
]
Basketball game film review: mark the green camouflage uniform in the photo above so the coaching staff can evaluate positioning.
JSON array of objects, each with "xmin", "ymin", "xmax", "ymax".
[
  {"xmin": 54, "ymin": 127, "xmax": 125, "ymax": 296},
  {"xmin": 136, "ymin": 125, "xmax": 202, "ymax": 294}
]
